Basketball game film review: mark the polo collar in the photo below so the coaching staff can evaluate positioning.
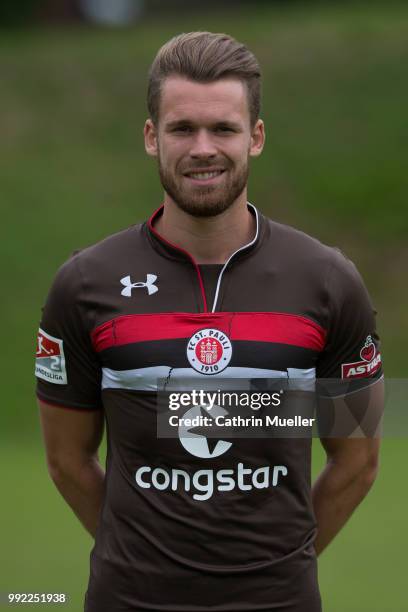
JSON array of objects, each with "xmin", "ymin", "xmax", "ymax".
[{"xmin": 145, "ymin": 202, "xmax": 265, "ymax": 264}]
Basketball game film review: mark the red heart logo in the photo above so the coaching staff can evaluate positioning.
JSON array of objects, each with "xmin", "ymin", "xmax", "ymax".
[{"xmin": 360, "ymin": 343, "xmax": 375, "ymax": 362}]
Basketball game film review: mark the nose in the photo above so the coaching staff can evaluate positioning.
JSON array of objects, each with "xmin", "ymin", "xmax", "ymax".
[{"xmin": 189, "ymin": 129, "xmax": 217, "ymax": 159}]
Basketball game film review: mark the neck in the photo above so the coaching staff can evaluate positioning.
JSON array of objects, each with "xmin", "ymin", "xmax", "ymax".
[{"xmin": 153, "ymin": 192, "xmax": 256, "ymax": 264}]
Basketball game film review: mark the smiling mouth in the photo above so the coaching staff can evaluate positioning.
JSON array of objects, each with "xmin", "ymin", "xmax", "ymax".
[{"xmin": 184, "ymin": 170, "xmax": 225, "ymax": 181}]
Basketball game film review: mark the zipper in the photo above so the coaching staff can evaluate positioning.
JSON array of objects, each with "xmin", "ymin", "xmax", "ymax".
[{"xmin": 211, "ymin": 203, "xmax": 259, "ymax": 312}]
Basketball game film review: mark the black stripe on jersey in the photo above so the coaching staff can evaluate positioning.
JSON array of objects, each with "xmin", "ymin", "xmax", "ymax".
[{"xmin": 98, "ymin": 339, "xmax": 318, "ymax": 371}]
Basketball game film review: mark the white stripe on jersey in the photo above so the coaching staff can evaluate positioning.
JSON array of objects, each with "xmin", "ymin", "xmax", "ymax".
[{"xmin": 101, "ymin": 366, "xmax": 316, "ymax": 392}]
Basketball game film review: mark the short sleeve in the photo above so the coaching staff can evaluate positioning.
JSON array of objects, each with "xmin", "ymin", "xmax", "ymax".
[
  {"xmin": 35, "ymin": 254, "xmax": 102, "ymax": 410},
  {"xmin": 316, "ymin": 250, "xmax": 383, "ymax": 388}
]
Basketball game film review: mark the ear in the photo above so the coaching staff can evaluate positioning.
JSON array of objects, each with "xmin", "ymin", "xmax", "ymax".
[
  {"xmin": 144, "ymin": 119, "xmax": 158, "ymax": 157},
  {"xmin": 249, "ymin": 119, "xmax": 265, "ymax": 158}
]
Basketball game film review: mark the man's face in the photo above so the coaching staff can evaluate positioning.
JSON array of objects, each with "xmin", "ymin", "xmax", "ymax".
[{"xmin": 144, "ymin": 76, "xmax": 264, "ymax": 217}]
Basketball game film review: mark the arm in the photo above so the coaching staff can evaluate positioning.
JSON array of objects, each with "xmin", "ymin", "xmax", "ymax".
[
  {"xmin": 312, "ymin": 436, "xmax": 379, "ymax": 556},
  {"xmin": 38, "ymin": 400, "xmax": 105, "ymax": 538},
  {"xmin": 312, "ymin": 378, "xmax": 384, "ymax": 556}
]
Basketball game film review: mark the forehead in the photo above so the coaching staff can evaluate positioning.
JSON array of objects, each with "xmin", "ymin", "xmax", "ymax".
[{"xmin": 159, "ymin": 76, "xmax": 250, "ymax": 125}]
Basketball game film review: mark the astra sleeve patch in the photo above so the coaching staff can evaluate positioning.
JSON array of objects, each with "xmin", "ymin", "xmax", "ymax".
[
  {"xmin": 35, "ymin": 328, "xmax": 67, "ymax": 384},
  {"xmin": 341, "ymin": 334, "xmax": 382, "ymax": 379}
]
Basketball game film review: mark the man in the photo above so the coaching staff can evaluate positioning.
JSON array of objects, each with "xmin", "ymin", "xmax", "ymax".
[{"xmin": 36, "ymin": 32, "xmax": 383, "ymax": 611}]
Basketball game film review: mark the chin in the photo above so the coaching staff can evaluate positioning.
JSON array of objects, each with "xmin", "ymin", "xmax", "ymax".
[{"xmin": 175, "ymin": 197, "xmax": 234, "ymax": 218}]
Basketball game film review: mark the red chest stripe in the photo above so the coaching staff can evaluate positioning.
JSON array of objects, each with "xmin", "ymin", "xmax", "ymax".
[{"xmin": 91, "ymin": 312, "xmax": 326, "ymax": 353}]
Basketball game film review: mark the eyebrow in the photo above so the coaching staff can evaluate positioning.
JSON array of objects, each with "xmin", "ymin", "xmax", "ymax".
[{"xmin": 165, "ymin": 119, "xmax": 242, "ymax": 131}]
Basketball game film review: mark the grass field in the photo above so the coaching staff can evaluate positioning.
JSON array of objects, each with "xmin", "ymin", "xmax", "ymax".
[{"xmin": 1, "ymin": 1, "xmax": 407, "ymax": 610}]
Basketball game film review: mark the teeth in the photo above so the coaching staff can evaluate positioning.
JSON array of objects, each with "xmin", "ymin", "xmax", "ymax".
[{"xmin": 189, "ymin": 171, "xmax": 222, "ymax": 180}]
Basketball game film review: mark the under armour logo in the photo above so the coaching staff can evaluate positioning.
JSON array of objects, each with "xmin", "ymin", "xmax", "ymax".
[{"xmin": 120, "ymin": 274, "xmax": 158, "ymax": 297}]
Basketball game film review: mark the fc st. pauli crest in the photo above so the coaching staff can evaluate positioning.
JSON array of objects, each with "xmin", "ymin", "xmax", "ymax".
[{"xmin": 187, "ymin": 328, "xmax": 232, "ymax": 375}]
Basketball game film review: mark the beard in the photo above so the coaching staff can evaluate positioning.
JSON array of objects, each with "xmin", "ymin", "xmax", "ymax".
[{"xmin": 158, "ymin": 154, "xmax": 249, "ymax": 218}]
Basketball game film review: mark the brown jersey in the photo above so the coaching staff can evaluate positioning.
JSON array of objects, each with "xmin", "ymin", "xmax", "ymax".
[{"xmin": 35, "ymin": 204, "xmax": 382, "ymax": 611}]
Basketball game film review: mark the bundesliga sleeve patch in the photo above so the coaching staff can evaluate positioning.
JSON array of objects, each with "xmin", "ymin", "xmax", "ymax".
[
  {"xmin": 341, "ymin": 335, "xmax": 382, "ymax": 379},
  {"xmin": 35, "ymin": 328, "xmax": 67, "ymax": 384}
]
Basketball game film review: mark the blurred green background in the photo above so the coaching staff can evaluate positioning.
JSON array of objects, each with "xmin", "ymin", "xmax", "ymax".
[{"xmin": 1, "ymin": 1, "xmax": 407, "ymax": 610}]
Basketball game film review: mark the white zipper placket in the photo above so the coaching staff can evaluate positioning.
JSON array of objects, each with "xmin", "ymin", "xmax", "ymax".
[{"xmin": 211, "ymin": 203, "xmax": 259, "ymax": 313}]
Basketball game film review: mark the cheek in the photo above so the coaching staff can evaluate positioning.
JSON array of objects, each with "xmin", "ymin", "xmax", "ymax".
[
  {"xmin": 223, "ymin": 137, "xmax": 251, "ymax": 161},
  {"xmin": 159, "ymin": 141, "xmax": 188, "ymax": 169}
]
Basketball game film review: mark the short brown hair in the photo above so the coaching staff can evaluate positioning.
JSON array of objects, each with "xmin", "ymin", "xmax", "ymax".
[{"xmin": 147, "ymin": 31, "xmax": 261, "ymax": 126}]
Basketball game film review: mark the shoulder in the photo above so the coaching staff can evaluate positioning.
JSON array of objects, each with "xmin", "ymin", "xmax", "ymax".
[
  {"xmin": 260, "ymin": 216, "xmax": 370, "ymax": 308},
  {"xmin": 265, "ymin": 217, "xmax": 336, "ymax": 259},
  {"xmin": 73, "ymin": 222, "xmax": 145, "ymax": 267},
  {"xmin": 263, "ymin": 216, "xmax": 356, "ymax": 275},
  {"xmin": 56, "ymin": 223, "xmax": 145, "ymax": 278},
  {"xmin": 46, "ymin": 223, "xmax": 146, "ymax": 301}
]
